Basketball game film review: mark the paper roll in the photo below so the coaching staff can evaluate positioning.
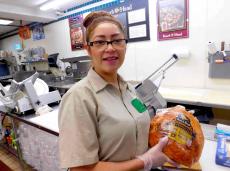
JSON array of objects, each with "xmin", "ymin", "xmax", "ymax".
[
  {"xmin": 172, "ymin": 49, "xmax": 190, "ymax": 59},
  {"xmin": 208, "ymin": 42, "xmax": 218, "ymax": 54}
]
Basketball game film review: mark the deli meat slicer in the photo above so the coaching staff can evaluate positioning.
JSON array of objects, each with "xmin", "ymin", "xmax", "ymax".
[
  {"xmin": 135, "ymin": 54, "xmax": 179, "ymax": 116},
  {"xmin": 0, "ymin": 72, "xmax": 61, "ymax": 114}
]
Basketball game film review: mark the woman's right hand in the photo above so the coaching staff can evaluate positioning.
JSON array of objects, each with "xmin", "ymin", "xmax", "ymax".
[{"xmin": 137, "ymin": 136, "xmax": 178, "ymax": 171}]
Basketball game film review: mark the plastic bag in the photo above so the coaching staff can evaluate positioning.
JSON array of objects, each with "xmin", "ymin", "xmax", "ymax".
[{"xmin": 149, "ymin": 105, "xmax": 204, "ymax": 167}]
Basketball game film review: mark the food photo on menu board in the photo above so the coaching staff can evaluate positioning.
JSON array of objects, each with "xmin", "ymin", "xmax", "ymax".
[
  {"xmin": 157, "ymin": 0, "xmax": 189, "ymax": 41},
  {"xmin": 107, "ymin": 0, "xmax": 150, "ymax": 42},
  {"xmin": 70, "ymin": 27, "xmax": 84, "ymax": 50},
  {"xmin": 69, "ymin": 15, "xmax": 84, "ymax": 50},
  {"xmin": 32, "ymin": 23, "xmax": 45, "ymax": 41}
]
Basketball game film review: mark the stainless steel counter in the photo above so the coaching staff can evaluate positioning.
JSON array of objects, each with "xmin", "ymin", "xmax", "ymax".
[{"xmin": 46, "ymin": 79, "xmax": 76, "ymax": 89}]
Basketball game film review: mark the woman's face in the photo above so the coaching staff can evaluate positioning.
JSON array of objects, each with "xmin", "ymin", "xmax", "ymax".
[{"xmin": 86, "ymin": 22, "xmax": 126, "ymax": 76}]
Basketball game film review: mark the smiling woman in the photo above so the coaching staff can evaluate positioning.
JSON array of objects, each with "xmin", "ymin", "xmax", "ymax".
[
  {"xmin": 58, "ymin": 11, "xmax": 176, "ymax": 171},
  {"xmin": 82, "ymin": 11, "xmax": 128, "ymax": 82},
  {"xmin": 85, "ymin": 24, "xmax": 127, "ymax": 80}
]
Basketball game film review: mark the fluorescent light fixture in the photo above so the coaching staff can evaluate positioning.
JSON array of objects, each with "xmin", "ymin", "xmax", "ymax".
[
  {"xmin": 40, "ymin": 0, "xmax": 73, "ymax": 11},
  {"xmin": 0, "ymin": 19, "xmax": 13, "ymax": 25}
]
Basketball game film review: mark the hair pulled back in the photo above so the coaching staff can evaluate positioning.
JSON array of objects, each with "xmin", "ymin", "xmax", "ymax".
[{"xmin": 83, "ymin": 11, "xmax": 125, "ymax": 42}]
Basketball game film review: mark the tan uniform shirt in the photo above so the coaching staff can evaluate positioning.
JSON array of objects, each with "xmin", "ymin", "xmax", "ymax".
[{"xmin": 58, "ymin": 68, "xmax": 150, "ymax": 169}]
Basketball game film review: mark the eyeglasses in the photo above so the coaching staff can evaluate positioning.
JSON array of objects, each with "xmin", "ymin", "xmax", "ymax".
[{"xmin": 87, "ymin": 39, "xmax": 128, "ymax": 50}]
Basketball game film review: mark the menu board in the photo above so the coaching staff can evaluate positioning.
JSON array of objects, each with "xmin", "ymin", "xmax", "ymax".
[
  {"xmin": 66, "ymin": 0, "xmax": 150, "ymax": 47},
  {"xmin": 69, "ymin": 15, "xmax": 84, "ymax": 50},
  {"xmin": 157, "ymin": 0, "xmax": 189, "ymax": 41},
  {"xmin": 106, "ymin": 0, "xmax": 150, "ymax": 42}
]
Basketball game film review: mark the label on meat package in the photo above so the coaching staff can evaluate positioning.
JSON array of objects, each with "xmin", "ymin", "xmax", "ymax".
[{"xmin": 169, "ymin": 113, "xmax": 193, "ymax": 146}]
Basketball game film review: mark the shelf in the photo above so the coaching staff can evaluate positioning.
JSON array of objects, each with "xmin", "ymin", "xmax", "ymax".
[
  {"xmin": 21, "ymin": 59, "xmax": 48, "ymax": 64},
  {"xmin": 0, "ymin": 141, "xmax": 18, "ymax": 157},
  {"xmin": 0, "ymin": 75, "xmax": 12, "ymax": 80},
  {"xmin": 0, "ymin": 56, "xmax": 12, "ymax": 59},
  {"xmin": 60, "ymin": 56, "xmax": 90, "ymax": 63}
]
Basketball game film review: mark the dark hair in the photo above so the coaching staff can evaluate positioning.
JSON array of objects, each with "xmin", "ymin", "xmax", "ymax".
[{"xmin": 83, "ymin": 11, "xmax": 125, "ymax": 42}]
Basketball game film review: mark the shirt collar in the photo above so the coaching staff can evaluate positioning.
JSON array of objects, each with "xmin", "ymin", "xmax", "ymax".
[{"xmin": 87, "ymin": 68, "xmax": 128, "ymax": 93}]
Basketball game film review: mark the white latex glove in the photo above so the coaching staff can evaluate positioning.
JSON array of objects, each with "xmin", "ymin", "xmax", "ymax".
[
  {"xmin": 137, "ymin": 136, "xmax": 177, "ymax": 171},
  {"xmin": 35, "ymin": 105, "xmax": 53, "ymax": 115}
]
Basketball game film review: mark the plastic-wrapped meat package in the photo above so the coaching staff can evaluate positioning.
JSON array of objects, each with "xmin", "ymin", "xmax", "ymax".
[{"xmin": 149, "ymin": 105, "xmax": 204, "ymax": 167}]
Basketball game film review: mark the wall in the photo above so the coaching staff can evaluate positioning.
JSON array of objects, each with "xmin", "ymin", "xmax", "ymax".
[{"xmin": 0, "ymin": 0, "xmax": 230, "ymax": 90}]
